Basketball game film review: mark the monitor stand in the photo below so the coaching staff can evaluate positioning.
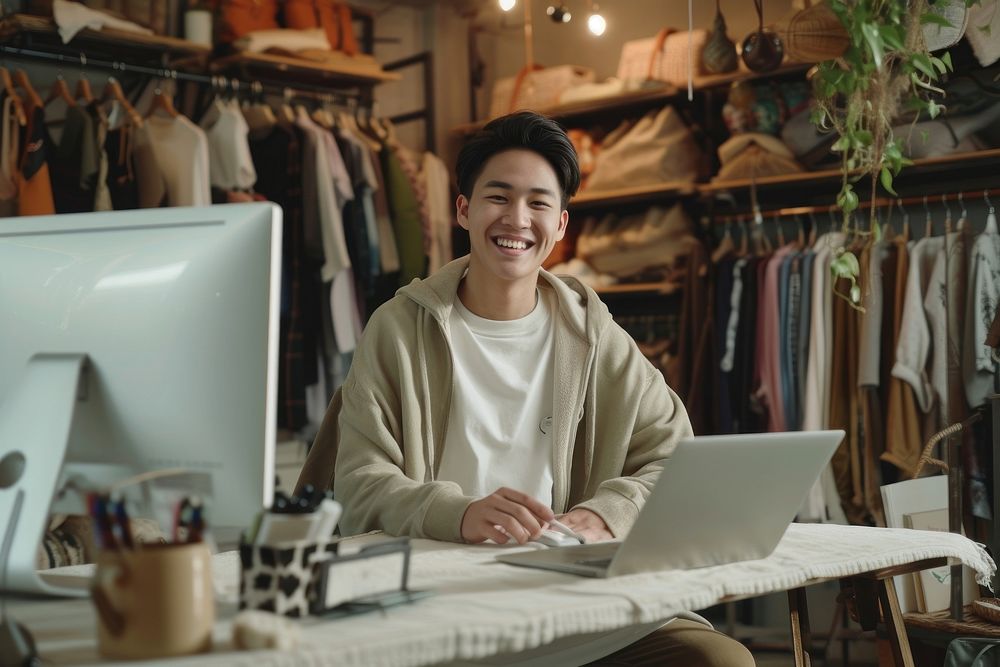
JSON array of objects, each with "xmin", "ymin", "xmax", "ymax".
[{"xmin": 0, "ymin": 353, "xmax": 89, "ymax": 598}]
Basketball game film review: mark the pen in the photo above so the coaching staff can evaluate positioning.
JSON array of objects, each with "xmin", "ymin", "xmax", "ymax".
[
  {"xmin": 549, "ymin": 518, "xmax": 585, "ymax": 544},
  {"xmin": 113, "ymin": 499, "xmax": 134, "ymax": 549}
]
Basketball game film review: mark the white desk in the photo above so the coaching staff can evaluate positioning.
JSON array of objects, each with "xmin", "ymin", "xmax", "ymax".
[{"xmin": 11, "ymin": 523, "xmax": 996, "ymax": 667}]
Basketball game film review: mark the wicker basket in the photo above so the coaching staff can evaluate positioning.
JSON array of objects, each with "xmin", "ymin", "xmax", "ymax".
[
  {"xmin": 776, "ymin": 3, "xmax": 849, "ymax": 62},
  {"xmin": 972, "ymin": 598, "xmax": 1000, "ymax": 625}
]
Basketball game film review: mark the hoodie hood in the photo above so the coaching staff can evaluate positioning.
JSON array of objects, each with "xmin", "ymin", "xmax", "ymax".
[{"xmin": 398, "ymin": 255, "xmax": 612, "ymax": 345}]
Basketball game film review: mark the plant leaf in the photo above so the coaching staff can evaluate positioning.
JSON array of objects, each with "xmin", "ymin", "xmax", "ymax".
[
  {"xmin": 911, "ymin": 53, "xmax": 937, "ymax": 79},
  {"xmin": 850, "ymin": 283, "xmax": 862, "ymax": 304},
  {"xmin": 941, "ymin": 51, "xmax": 953, "ymax": 72},
  {"xmin": 861, "ymin": 22, "xmax": 885, "ymax": 69},
  {"xmin": 879, "ymin": 166, "xmax": 898, "ymax": 195},
  {"xmin": 920, "ymin": 12, "xmax": 954, "ymax": 28}
]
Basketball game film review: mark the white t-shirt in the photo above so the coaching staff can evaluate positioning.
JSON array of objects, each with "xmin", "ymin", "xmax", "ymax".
[
  {"xmin": 200, "ymin": 99, "xmax": 257, "ymax": 191},
  {"xmin": 437, "ymin": 288, "xmax": 556, "ymax": 507},
  {"xmin": 132, "ymin": 114, "xmax": 211, "ymax": 207}
]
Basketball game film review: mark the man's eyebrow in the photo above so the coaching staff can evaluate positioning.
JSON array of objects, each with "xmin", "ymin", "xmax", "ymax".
[{"xmin": 482, "ymin": 180, "xmax": 557, "ymax": 198}]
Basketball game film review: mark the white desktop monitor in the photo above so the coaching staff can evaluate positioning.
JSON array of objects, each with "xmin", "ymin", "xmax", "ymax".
[{"xmin": 0, "ymin": 203, "xmax": 282, "ymax": 596}]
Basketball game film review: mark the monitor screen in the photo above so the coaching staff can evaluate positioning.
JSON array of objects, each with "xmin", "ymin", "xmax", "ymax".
[{"xmin": 0, "ymin": 203, "xmax": 281, "ymax": 595}]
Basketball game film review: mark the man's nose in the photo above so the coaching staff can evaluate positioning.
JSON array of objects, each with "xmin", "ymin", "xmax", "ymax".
[{"xmin": 508, "ymin": 200, "xmax": 531, "ymax": 228}]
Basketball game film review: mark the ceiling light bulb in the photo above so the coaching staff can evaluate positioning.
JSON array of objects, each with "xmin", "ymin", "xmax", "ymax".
[
  {"xmin": 587, "ymin": 11, "xmax": 606, "ymax": 36},
  {"xmin": 546, "ymin": 4, "xmax": 571, "ymax": 23},
  {"xmin": 499, "ymin": 0, "xmax": 516, "ymax": 11}
]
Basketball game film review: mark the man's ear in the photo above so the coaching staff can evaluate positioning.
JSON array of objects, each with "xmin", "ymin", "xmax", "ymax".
[
  {"xmin": 555, "ymin": 209, "xmax": 569, "ymax": 241},
  {"xmin": 456, "ymin": 194, "xmax": 470, "ymax": 230}
]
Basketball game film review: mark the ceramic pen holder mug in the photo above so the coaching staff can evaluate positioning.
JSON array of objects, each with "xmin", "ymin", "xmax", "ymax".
[{"xmin": 91, "ymin": 542, "xmax": 215, "ymax": 659}]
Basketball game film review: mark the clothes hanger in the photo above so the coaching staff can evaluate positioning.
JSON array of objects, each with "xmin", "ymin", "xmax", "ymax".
[
  {"xmin": 44, "ymin": 72, "xmax": 76, "ymax": 108},
  {"xmin": 897, "ymin": 198, "xmax": 911, "ymax": 242},
  {"xmin": 275, "ymin": 87, "xmax": 296, "ymax": 126},
  {"xmin": 101, "ymin": 68, "xmax": 142, "ymax": 128},
  {"xmin": 807, "ymin": 211, "xmax": 818, "ymax": 246},
  {"xmin": 13, "ymin": 69, "xmax": 42, "ymax": 111},
  {"xmin": 774, "ymin": 212, "xmax": 786, "ymax": 247},
  {"xmin": 985, "ymin": 190, "xmax": 997, "ymax": 234},
  {"xmin": 75, "ymin": 54, "xmax": 93, "ymax": 104},
  {"xmin": 795, "ymin": 214, "xmax": 805, "ymax": 247},
  {"xmin": 711, "ymin": 218, "xmax": 735, "ymax": 263},
  {"xmin": 923, "ymin": 195, "xmax": 932, "ymax": 238},
  {"xmin": 145, "ymin": 72, "xmax": 179, "ymax": 119},
  {"xmin": 737, "ymin": 216, "xmax": 749, "ymax": 257},
  {"xmin": 956, "ymin": 191, "xmax": 967, "ymax": 230},
  {"xmin": 0, "ymin": 68, "xmax": 26, "ymax": 126},
  {"xmin": 311, "ymin": 93, "xmax": 335, "ymax": 129},
  {"xmin": 941, "ymin": 193, "xmax": 952, "ymax": 234},
  {"xmin": 242, "ymin": 81, "xmax": 276, "ymax": 134}
]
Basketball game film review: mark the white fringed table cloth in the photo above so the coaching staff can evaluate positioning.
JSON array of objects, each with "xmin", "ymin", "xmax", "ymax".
[{"xmin": 16, "ymin": 523, "xmax": 996, "ymax": 666}]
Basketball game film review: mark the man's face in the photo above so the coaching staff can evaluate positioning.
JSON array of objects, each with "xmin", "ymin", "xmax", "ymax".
[{"xmin": 456, "ymin": 149, "xmax": 569, "ymax": 284}]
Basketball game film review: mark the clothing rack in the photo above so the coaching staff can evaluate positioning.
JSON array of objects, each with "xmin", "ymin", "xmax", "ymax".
[
  {"xmin": 712, "ymin": 186, "xmax": 1000, "ymax": 224},
  {"xmin": 0, "ymin": 44, "xmax": 368, "ymax": 105}
]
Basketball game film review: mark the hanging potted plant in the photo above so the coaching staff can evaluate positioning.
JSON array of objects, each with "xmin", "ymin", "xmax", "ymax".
[{"xmin": 809, "ymin": 0, "xmax": 969, "ymax": 305}]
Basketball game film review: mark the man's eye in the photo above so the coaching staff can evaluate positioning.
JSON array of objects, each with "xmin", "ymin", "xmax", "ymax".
[
  {"xmin": 487, "ymin": 195, "xmax": 506, "ymax": 203},
  {"xmin": 532, "ymin": 201, "xmax": 551, "ymax": 208}
]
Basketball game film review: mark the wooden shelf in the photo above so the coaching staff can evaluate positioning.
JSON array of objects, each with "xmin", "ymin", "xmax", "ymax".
[
  {"xmin": 701, "ymin": 148, "xmax": 1000, "ymax": 197},
  {"xmin": 213, "ymin": 51, "xmax": 401, "ymax": 87},
  {"xmin": 595, "ymin": 281, "xmax": 681, "ymax": 296},
  {"xmin": 570, "ymin": 181, "xmax": 697, "ymax": 210},
  {"xmin": 0, "ymin": 14, "xmax": 209, "ymax": 62},
  {"xmin": 453, "ymin": 62, "xmax": 813, "ymax": 135},
  {"xmin": 561, "ymin": 149, "xmax": 1000, "ymax": 212}
]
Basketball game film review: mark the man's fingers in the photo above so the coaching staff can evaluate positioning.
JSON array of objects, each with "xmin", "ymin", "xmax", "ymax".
[
  {"xmin": 483, "ymin": 509, "xmax": 531, "ymax": 544},
  {"xmin": 492, "ymin": 497, "xmax": 546, "ymax": 537},
  {"xmin": 483, "ymin": 524, "xmax": 510, "ymax": 544},
  {"xmin": 496, "ymin": 487, "xmax": 554, "ymax": 522}
]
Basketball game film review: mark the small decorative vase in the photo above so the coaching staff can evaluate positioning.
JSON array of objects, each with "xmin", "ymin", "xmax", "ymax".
[
  {"xmin": 703, "ymin": 11, "xmax": 738, "ymax": 74},
  {"xmin": 741, "ymin": 29, "xmax": 784, "ymax": 72}
]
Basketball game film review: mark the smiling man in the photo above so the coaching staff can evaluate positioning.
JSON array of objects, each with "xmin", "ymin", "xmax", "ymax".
[{"xmin": 322, "ymin": 111, "xmax": 754, "ymax": 665}]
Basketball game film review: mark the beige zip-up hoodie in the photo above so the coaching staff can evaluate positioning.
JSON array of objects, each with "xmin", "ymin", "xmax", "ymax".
[{"xmin": 331, "ymin": 256, "xmax": 692, "ymax": 541}]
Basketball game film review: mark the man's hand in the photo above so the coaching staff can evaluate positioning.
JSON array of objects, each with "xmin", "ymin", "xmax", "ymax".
[
  {"xmin": 557, "ymin": 508, "xmax": 614, "ymax": 543},
  {"xmin": 461, "ymin": 487, "xmax": 555, "ymax": 544}
]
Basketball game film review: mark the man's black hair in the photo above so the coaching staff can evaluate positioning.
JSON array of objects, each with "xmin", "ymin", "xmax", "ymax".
[{"xmin": 455, "ymin": 111, "xmax": 580, "ymax": 208}]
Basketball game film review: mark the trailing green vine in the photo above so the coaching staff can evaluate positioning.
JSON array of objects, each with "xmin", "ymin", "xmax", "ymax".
[{"xmin": 810, "ymin": 0, "xmax": 970, "ymax": 306}]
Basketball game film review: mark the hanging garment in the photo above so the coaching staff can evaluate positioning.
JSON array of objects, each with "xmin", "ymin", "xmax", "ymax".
[
  {"xmin": 391, "ymin": 141, "xmax": 432, "ymax": 260},
  {"xmin": 17, "ymin": 106, "xmax": 55, "ymax": 216},
  {"xmin": 892, "ymin": 236, "xmax": 946, "ymax": 417},
  {"xmin": 334, "ymin": 127, "xmax": 378, "ymax": 290},
  {"xmin": 827, "ymin": 264, "xmax": 866, "ymax": 525},
  {"xmin": 756, "ymin": 244, "xmax": 796, "ymax": 432},
  {"xmin": 882, "ymin": 235, "xmax": 926, "ymax": 477},
  {"xmin": 132, "ymin": 114, "xmax": 211, "ymax": 207},
  {"xmin": 88, "ymin": 102, "xmax": 112, "ymax": 212},
  {"xmin": 669, "ymin": 242, "xmax": 714, "ymax": 435},
  {"xmin": 964, "ymin": 211, "xmax": 1000, "ymax": 408},
  {"xmin": 801, "ymin": 232, "xmax": 848, "ymax": 524},
  {"xmin": 250, "ymin": 122, "xmax": 314, "ymax": 432},
  {"xmin": 423, "ymin": 151, "xmax": 453, "ymax": 274},
  {"xmin": 0, "ymin": 96, "xmax": 20, "ymax": 217},
  {"xmin": 201, "ymin": 98, "xmax": 257, "ymax": 191},
  {"xmin": 923, "ymin": 244, "xmax": 950, "ymax": 429},
  {"xmin": 104, "ymin": 125, "xmax": 139, "ymax": 210},
  {"xmin": 370, "ymin": 150, "xmax": 400, "ymax": 275},
  {"xmin": 946, "ymin": 218, "xmax": 974, "ymax": 424},
  {"xmin": 295, "ymin": 109, "xmax": 353, "ymax": 281},
  {"xmin": 382, "ymin": 145, "xmax": 426, "ymax": 286},
  {"xmin": 48, "ymin": 103, "xmax": 97, "ymax": 214},
  {"xmin": 713, "ymin": 257, "xmax": 737, "ymax": 434}
]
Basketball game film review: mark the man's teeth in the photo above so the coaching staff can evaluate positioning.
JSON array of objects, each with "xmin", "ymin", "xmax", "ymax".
[{"xmin": 496, "ymin": 238, "xmax": 527, "ymax": 250}]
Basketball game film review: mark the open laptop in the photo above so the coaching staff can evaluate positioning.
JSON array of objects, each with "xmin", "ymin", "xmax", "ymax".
[{"xmin": 497, "ymin": 430, "xmax": 844, "ymax": 577}]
